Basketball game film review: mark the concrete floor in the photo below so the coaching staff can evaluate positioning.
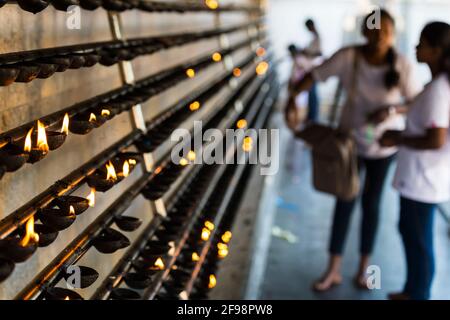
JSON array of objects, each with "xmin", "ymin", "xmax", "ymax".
[{"xmin": 259, "ymin": 137, "xmax": 450, "ymax": 300}]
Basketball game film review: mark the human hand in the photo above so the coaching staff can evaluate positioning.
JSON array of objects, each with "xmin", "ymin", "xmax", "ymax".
[{"xmin": 379, "ymin": 130, "xmax": 403, "ymax": 147}]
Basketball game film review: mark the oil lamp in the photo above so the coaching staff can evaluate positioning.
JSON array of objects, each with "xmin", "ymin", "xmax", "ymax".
[
  {"xmin": 0, "ymin": 216, "xmax": 39, "ymax": 263},
  {"xmin": 114, "ymin": 216, "xmax": 142, "ymax": 232},
  {"xmin": 92, "ymin": 228, "xmax": 130, "ymax": 254}
]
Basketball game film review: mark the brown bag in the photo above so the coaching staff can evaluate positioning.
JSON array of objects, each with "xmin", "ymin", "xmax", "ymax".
[{"xmin": 296, "ymin": 48, "xmax": 360, "ymax": 200}]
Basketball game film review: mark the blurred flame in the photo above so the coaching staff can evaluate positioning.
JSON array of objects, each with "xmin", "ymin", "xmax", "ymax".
[
  {"xmin": 87, "ymin": 188, "xmax": 96, "ymax": 207},
  {"xmin": 256, "ymin": 61, "xmax": 269, "ymax": 75},
  {"xmin": 208, "ymin": 274, "xmax": 217, "ymax": 289},
  {"xmin": 256, "ymin": 47, "xmax": 266, "ymax": 57},
  {"xmin": 221, "ymin": 231, "xmax": 232, "ymax": 243},
  {"xmin": 192, "ymin": 252, "xmax": 200, "ymax": 262},
  {"xmin": 61, "ymin": 113, "xmax": 69, "ymax": 135},
  {"xmin": 69, "ymin": 205, "xmax": 75, "ymax": 215},
  {"xmin": 179, "ymin": 158, "xmax": 188, "ymax": 166},
  {"xmin": 233, "ymin": 68, "xmax": 241, "ymax": 77},
  {"xmin": 106, "ymin": 161, "xmax": 117, "ymax": 181},
  {"xmin": 19, "ymin": 216, "xmax": 39, "ymax": 247},
  {"xmin": 89, "ymin": 113, "xmax": 97, "ymax": 123},
  {"xmin": 101, "ymin": 109, "xmax": 110, "ymax": 117},
  {"xmin": 217, "ymin": 242, "xmax": 229, "ymax": 258},
  {"xmin": 122, "ymin": 160, "xmax": 130, "ymax": 178},
  {"xmin": 128, "ymin": 159, "xmax": 137, "ymax": 166},
  {"xmin": 201, "ymin": 228, "xmax": 211, "ymax": 241},
  {"xmin": 37, "ymin": 120, "xmax": 49, "ymax": 153},
  {"xmin": 212, "ymin": 52, "xmax": 222, "ymax": 62},
  {"xmin": 64, "ymin": 297, "xmax": 70, "ymax": 301},
  {"xmin": 154, "ymin": 166, "xmax": 163, "ymax": 175},
  {"xmin": 24, "ymin": 128, "xmax": 33, "ymax": 153},
  {"xmin": 242, "ymin": 136, "xmax": 253, "ymax": 152},
  {"xmin": 154, "ymin": 257, "xmax": 165, "ymax": 270},
  {"xmin": 187, "ymin": 150, "xmax": 196, "ymax": 162},
  {"xmin": 236, "ymin": 119, "xmax": 247, "ymax": 129},
  {"xmin": 189, "ymin": 101, "xmax": 200, "ymax": 111},
  {"xmin": 205, "ymin": 0, "xmax": 219, "ymax": 10},
  {"xmin": 186, "ymin": 69, "xmax": 196, "ymax": 78},
  {"xmin": 204, "ymin": 221, "xmax": 214, "ymax": 231}
]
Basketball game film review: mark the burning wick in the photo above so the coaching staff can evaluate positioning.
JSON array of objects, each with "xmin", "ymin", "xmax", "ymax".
[
  {"xmin": 153, "ymin": 257, "xmax": 165, "ymax": 270},
  {"xmin": 19, "ymin": 216, "xmax": 39, "ymax": 247},
  {"xmin": 106, "ymin": 161, "xmax": 117, "ymax": 181},
  {"xmin": 101, "ymin": 109, "xmax": 110, "ymax": 117},
  {"xmin": 24, "ymin": 128, "xmax": 33, "ymax": 153},
  {"xmin": 122, "ymin": 160, "xmax": 130, "ymax": 178},
  {"xmin": 192, "ymin": 252, "xmax": 200, "ymax": 262},
  {"xmin": 69, "ymin": 205, "xmax": 75, "ymax": 215},
  {"xmin": 208, "ymin": 274, "xmax": 217, "ymax": 289},
  {"xmin": 221, "ymin": 231, "xmax": 232, "ymax": 244},
  {"xmin": 64, "ymin": 296, "xmax": 70, "ymax": 301},
  {"xmin": 37, "ymin": 120, "xmax": 49, "ymax": 153},
  {"xmin": 217, "ymin": 242, "xmax": 229, "ymax": 258},
  {"xmin": 201, "ymin": 228, "xmax": 211, "ymax": 241},
  {"xmin": 204, "ymin": 221, "xmax": 214, "ymax": 231},
  {"xmin": 87, "ymin": 188, "xmax": 96, "ymax": 207},
  {"xmin": 89, "ymin": 113, "xmax": 97, "ymax": 123},
  {"xmin": 61, "ymin": 113, "xmax": 69, "ymax": 135}
]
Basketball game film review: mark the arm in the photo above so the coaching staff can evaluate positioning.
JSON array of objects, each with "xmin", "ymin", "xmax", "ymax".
[{"xmin": 380, "ymin": 128, "xmax": 447, "ymax": 150}]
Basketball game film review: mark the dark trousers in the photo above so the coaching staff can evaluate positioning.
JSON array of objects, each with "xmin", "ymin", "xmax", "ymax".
[
  {"xmin": 329, "ymin": 155, "xmax": 395, "ymax": 255},
  {"xmin": 399, "ymin": 196, "xmax": 436, "ymax": 300},
  {"xmin": 307, "ymin": 83, "xmax": 319, "ymax": 122}
]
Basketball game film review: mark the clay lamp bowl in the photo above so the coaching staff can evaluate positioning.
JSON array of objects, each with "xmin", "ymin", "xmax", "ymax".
[
  {"xmin": 155, "ymin": 228, "xmax": 179, "ymax": 243},
  {"xmin": 79, "ymin": 0, "xmax": 102, "ymax": 10},
  {"xmin": 38, "ymin": 208, "xmax": 76, "ymax": 231},
  {"xmin": 73, "ymin": 53, "xmax": 101, "ymax": 67},
  {"xmin": 163, "ymin": 279, "xmax": 187, "ymax": 295},
  {"xmin": 139, "ymin": 250, "xmax": 165, "ymax": 264},
  {"xmin": 87, "ymin": 170, "xmax": 117, "ymax": 192},
  {"xmin": 50, "ymin": 0, "xmax": 79, "ymax": 11},
  {"xmin": 110, "ymin": 288, "xmax": 141, "ymax": 300},
  {"xmin": 27, "ymin": 129, "xmax": 67, "ymax": 151},
  {"xmin": 160, "ymin": 221, "xmax": 183, "ymax": 235},
  {"xmin": 141, "ymin": 186, "xmax": 165, "ymax": 201},
  {"xmin": 17, "ymin": 0, "xmax": 50, "ymax": 13},
  {"xmin": 0, "ymin": 258, "xmax": 15, "ymax": 283},
  {"xmin": 0, "ymin": 66, "xmax": 20, "ymax": 86},
  {"xmin": 92, "ymin": 228, "xmax": 130, "ymax": 254},
  {"xmin": 0, "ymin": 236, "xmax": 38, "ymax": 263},
  {"xmin": 35, "ymin": 62, "xmax": 58, "ymax": 79},
  {"xmin": 124, "ymin": 272, "xmax": 152, "ymax": 290},
  {"xmin": 114, "ymin": 216, "xmax": 142, "ymax": 232},
  {"xmin": 35, "ymin": 224, "xmax": 59, "ymax": 247},
  {"xmin": 51, "ymin": 196, "xmax": 90, "ymax": 215},
  {"xmin": 68, "ymin": 113, "xmax": 95, "ymax": 135},
  {"xmin": 44, "ymin": 287, "xmax": 84, "ymax": 300},
  {"xmin": 62, "ymin": 266, "xmax": 99, "ymax": 289},
  {"xmin": 144, "ymin": 241, "xmax": 172, "ymax": 255},
  {"xmin": 14, "ymin": 63, "xmax": 42, "ymax": 83},
  {"xmin": 0, "ymin": 143, "xmax": 29, "ymax": 172},
  {"xmin": 131, "ymin": 258, "xmax": 163, "ymax": 276},
  {"xmin": 39, "ymin": 56, "xmax": 73, "ymax": 72},
  {"xmin": 67, "ymin": 54, "xmax": 86, "ymax": 69}
]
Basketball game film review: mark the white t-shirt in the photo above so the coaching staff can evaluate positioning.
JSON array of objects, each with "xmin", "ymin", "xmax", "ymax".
[
  {"xmin": 394, "ymin": 74, "xmax": 450, "ymax": 204},
  {"xmin": 312, "ymin": 46, "xmax": 422, "ymax": 159}
]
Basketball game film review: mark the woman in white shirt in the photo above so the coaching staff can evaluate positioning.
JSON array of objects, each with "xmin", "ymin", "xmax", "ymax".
[
  {"xmin": 380, "ymin": 22, "xmax": 450, "ymax": 300},
  {"xmin": 286, "ymin": 9, "xmax": 421, "ymax": 291}
]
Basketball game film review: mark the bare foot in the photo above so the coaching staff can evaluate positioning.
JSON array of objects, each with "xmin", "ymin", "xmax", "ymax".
[
  {"xmin": 353, "ymin": 274, "xmax": 369, "ymax": 290},
  {"xmin": 312, "ymin": 272, "xmax": 343, "ymax": 292},
  {"xmin": 388, "ymin": 292, "xmax": 410, "ymax": 300}
]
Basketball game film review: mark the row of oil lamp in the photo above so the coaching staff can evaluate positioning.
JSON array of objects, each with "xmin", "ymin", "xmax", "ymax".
[
  {"xmin": 0, "ymin": 151, "xmax": 141, "ymax": 283},
  {"xmin": 0, "ymin": 21, "xmax": 257, "ymax": 86},
  {"xmin": 0, "ymin": 0, "xmax": 233, "ymax": 14}
]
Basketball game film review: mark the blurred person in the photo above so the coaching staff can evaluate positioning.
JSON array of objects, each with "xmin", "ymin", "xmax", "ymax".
[
  {"xmin": 286, "ymin": 9, "xmax": 421, "ymax": 292},
  {"xmin": 380, "ymin": 21, "xmax": 450, "ymax": 300}
]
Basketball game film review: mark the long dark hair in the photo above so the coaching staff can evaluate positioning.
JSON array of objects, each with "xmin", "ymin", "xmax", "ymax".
[
  {"xmin": 420, "ymin": 22, "xmax": 450, "ymax": 79},
  {"xmin": 362, "ymin": 9, "xmax": 400, "ymax": 90}
]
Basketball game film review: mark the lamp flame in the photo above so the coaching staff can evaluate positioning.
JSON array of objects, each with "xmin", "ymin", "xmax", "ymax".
[
  {"xmin": 64, "ymin": 296, "xmax": 70, "ymax": 301},
  {"xmin": 87, "ymin": 188, "xmax": 96, "ymax": 207},
  {"xmin": 204, "ymin": 221, "xmax": 215, "ymax": 231},
  {"xmin": 122, "ymin": 160, "xmax": 130, "ymax": 178},
  {"xmin": 106, "ymin": 161, "xmax": 117, "ymax": 181},
  {"xmin": 208, "ymin": 274, "xmax": 217, "ymax": 289},
  {"xmin": 19, "ymin": 216, "xmax": 39, "ymax": 247},
  {"xmin": 179, "ymin": 158, "xmax": 188, "ymax": 166},
  {"xmin": 233, "ymin": 68, "xmax": 241, "ymax": 77},
  {"xmin": 256, "ymin": 61, "xmax": 269, "ymax": 75},
  {"xmin": 221, "ymin": 231, "xmax": 232, "ymax": 243},
  {"xmin": 37, "ymin": 120, "xmax": 49, "ymax": 153},
  {"xmin": 256, "ymin": 47, "xmax": 266, "ymax": 57},
  {"xmin": 154, "ymin": 257, "xmax": 165, "ymax": 270},
  {"xmin": 61, "ymin": 113, "xmax": 69, "ymax": 135},
  {"xmin": 24, "ymin": 128, "xmax": 33, "ymax": 153},
  {"xmin": 89, "ymin": 113, "xmax": 97, "ymax": 123},
  {"xmin": 192, "ymin": 252, "xmax": 200, "ymax": 262},
  {"xmin": 186, "ymin": 69, "xmax": 196, "ymax": 78},
  {"xmin": 128, "ymin": 158, "xmax": 137, "ymax": 166},
  {"xmin": 101, "ymin": 109, "xmax": 110, "ymax": 117},
  {"xmin": 217, "ymin": 242, "xmax": 229, "ymax": 258},
  {"xmin": 201, "ymin": 228, "xmax": 211, "ymax": 241},
  {"xmin": 205, "ymin": 0, "xmax": 219, "ymax": 10},
  {"xmin": 187, "ymin": 150, "xmax": 196, "ymax": 162},
  {"xmin": 69, "ymin": 205, "xmax": 75, "ymax": 215},
  {"xmin": 212, "ymin": 52, "xmax": 222, "ymax": 62},
  {"xmin": 189, "ymin": 101, "xmax": 200, "ymax": 111}
]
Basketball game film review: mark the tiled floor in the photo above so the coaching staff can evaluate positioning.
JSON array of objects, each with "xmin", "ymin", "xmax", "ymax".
[{"xmin": 259, "ymin": 137, "xmax": 450, "ymax": 300}]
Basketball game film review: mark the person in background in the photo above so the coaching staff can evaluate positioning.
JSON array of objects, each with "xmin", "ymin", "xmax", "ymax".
[
  {"xmin": 380, "ymin": 21, "xmax": 450, "ymax": 300},
  {"xmin": 286, "ymin": 9, "xmax": 421, "ymax": 292}
]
